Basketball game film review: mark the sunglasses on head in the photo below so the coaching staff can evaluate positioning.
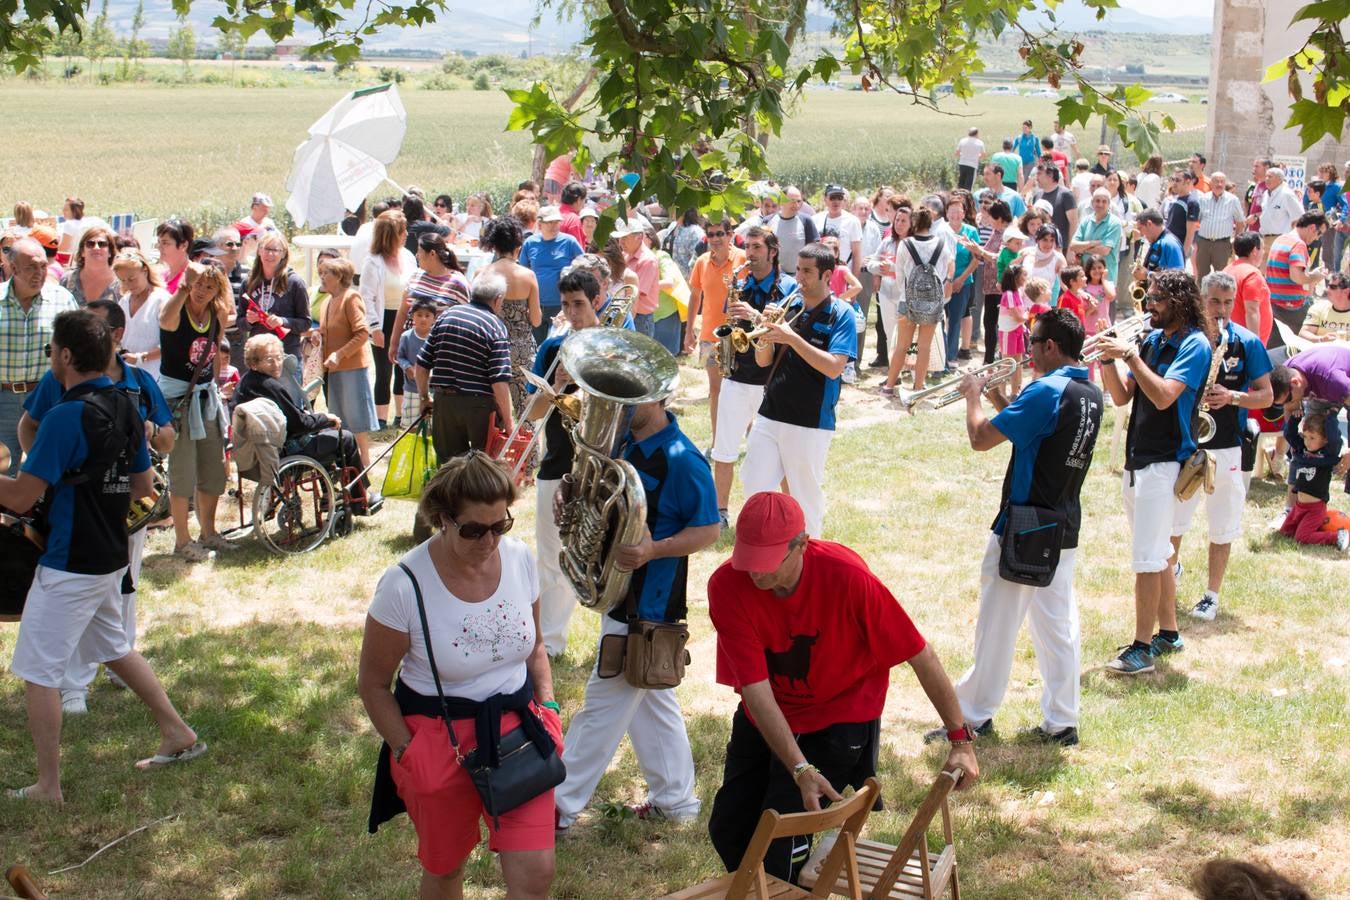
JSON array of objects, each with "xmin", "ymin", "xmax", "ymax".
[{"xmin": 448, "ymin": 510, "xmax": 514, "ymax": 540}]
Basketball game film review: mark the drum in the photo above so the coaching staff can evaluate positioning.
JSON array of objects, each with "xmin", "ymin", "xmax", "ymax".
[{"xmin": 0, "ymin": 511, "xmax": 43, "ymax": 621}]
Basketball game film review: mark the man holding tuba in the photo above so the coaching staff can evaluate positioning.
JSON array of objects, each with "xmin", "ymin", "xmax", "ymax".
[
  {"xmin": 1092, "ymin": 270, "xmax": 1212, "ymax": 676},
  {"xmin": 17, "ymin": 299, "xmax": 176, "ymax": 716},
  {"xmin": 710, "ymin": 226, "xmax": 796, "ymax": 530},
  {"xmin": 740, "ymin": 242, "xmax": 857, "ymax": 538},
  {"xmin": 526, "ymin": 270, "xmax": 609, "ymax": 657},
  {"xmin": 1168, "ymin": 272, "xmax": 1277, "ymax": 623},
  {"xmin": 553, "ymin": 392, "xmax": 720, "ymax": 832}
]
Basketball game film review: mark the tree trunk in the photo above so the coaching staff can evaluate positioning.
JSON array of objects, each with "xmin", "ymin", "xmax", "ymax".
[{"xmin": 532, "ymin": 66, "xmax": 600, "ymax": 184}]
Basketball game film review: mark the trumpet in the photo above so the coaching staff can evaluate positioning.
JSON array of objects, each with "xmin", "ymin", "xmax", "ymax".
[
  {"xmin": 743, "ymin": 293, "xmax": 805, "ymax": 352},
  {"xmin": 1081, "ymin": 312, "xmax": 1153, "ymax": 363},
  {"xmin": 894, "ymin": 358, "xmax": 1021, "ymax": 411}
]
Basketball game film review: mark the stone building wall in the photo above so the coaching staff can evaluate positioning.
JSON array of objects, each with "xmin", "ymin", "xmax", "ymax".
[{"xmin": 1207, "ymin": 0, "xmax": 1350, "ymax": 181}]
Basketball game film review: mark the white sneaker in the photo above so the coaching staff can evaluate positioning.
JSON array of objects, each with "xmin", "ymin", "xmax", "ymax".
[
  {"xmin": 1338, "ymin": 528, "xmax": 1349, "ymax": 552},
  {"xmin": 1172, "ymin": 561, "xmax": 1184, "ymax": 582},
  {"xmin": 1270, "ymin": 509, "xmax": 1289, "ymax": 531},
  {"xmin": 61, "ymin": 690, "xmax": 88, "ymax": 715},
  {"xmin": 105, "ymin": 668, "xmax": 128, "ymax": 690},
  {"xmin": 841, "ymin": 362, "xmax": 857, "ymax": 384},
  {"xmin": 1190, "ymin": 595, "xmax": 1219, "ymax": 621}
]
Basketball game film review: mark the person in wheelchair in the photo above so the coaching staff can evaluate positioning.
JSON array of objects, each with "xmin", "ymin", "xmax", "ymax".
[{"xmin": 235, "ymin": 333, "xmax": 377, "ymax": 509}]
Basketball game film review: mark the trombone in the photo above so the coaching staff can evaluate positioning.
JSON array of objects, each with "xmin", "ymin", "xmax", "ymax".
[
  {"xmin": 894, "ymin": 357, "xmax": 1021, "ymax": 411},
  {"xmin": 1081, "ymin": 312, "xmax": 1152, "ymax": 363}
]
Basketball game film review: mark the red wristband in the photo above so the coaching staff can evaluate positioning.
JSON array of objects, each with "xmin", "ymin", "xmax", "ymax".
[{"xmin": 947, "ymin": 726, "xmax": 971, "ymax": 743}]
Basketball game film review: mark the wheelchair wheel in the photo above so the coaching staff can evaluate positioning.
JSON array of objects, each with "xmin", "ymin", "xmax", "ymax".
[
  {"xmin": 331, "ymin": 506, "xmax": 353, "ymax": 538},
  {"xmin": 252, "ymin": 456, "xmax": 335, "ymax": 555}
]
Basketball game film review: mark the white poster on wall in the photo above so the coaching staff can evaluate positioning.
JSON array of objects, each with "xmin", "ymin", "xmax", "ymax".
[{"xmin": 1273, "ymin": 155, "xmax": 1307, "ymax": 195}]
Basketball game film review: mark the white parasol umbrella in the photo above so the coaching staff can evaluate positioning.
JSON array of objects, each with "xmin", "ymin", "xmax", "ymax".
[{"xmin": 285, "ymin": 82, "xmax": 408, "ymax": 228}]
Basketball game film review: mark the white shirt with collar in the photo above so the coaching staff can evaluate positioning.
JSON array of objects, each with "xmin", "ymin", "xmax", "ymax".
[{"xmin": 1259, "ymin": 183, "xmax": 1305, "ymax": 235}]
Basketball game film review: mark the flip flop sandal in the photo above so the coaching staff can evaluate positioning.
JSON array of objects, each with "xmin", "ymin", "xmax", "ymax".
[
  {"xmin": 136, "ymin": 740, "xmax": 208, "ymax": 771},
  {"xmin": 173, "ymin": 541, "xmax": 211, "ymax": 562}
]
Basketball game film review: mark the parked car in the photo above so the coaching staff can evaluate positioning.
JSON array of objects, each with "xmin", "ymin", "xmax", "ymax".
[
  {"xmin": 984, "ymin": 86, "xmax": 1020, "ymax": 96},
  {"xmin": 1152, "ymin": 92, "xmax": 1190, "ymax": 103},
  {"xmin": 1025, "ymin": 88, "xmax": 1060, "ymax": 99}
]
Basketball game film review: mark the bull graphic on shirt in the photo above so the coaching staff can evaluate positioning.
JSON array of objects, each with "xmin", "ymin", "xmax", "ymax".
[{"xmin": 765, "ymin": 631, "xmax": 819, "ymax": 688}]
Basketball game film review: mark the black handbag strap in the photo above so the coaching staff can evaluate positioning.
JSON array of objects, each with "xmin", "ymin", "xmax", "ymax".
[{"xmin": 399, "ymin": 561, "xmax": 465, "ymax": 761}]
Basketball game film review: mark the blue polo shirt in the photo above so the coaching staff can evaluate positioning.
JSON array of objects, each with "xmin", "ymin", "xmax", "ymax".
[
  {"xmin": 1013, "ymin": 132, "xmax": 1041, "ymax": 166},
  {"xmin": 21, "ymin": 376, "xmax": 150, "ymax": 574},
  {"xmin": 609, "ymin": 412, "xmax": 719, "ymax": 623},
  {"xmin": 1125, "ymin": 327, "xmax": 1212, "ymax": 469},
  {"xmin": 520, "ymin": 233, "xmax": 584, "ymax": 310},
  {"xmin": 732, "ymin": 268, "xmax": 797, "ymax": 386},
  {"xmin": 757, "ymin": 294, "xmax": 858, "ymax": 430},
  {"xmin": 1144, "ymin": 231, "xmax": 1186, "ymax": 272},
  {"xmin": 24, "ymin": 358, "xmax": 172, "ymax": 429},
  {"xmin": 1208, "ymin": 320, "xmax": 1273, "ymax": 450},
  {"xmin": 990, "ymin": 366, "xmax": 1102, "ymax": 548}
]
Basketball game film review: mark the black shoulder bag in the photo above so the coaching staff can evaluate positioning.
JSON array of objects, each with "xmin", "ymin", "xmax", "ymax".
[
  {"xmin": 998, "ymin": 504, "xmax": 1067, "ymax": 588},
  {"xmin": 399, "ymin": 562, "xmax": 565, "ymax": 827}
]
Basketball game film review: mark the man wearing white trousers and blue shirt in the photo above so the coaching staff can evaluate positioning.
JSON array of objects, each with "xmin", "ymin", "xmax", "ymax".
[
  {"xmin": 553, "ymin": 399, "xmax": 719, "ymax": 830},
  {"xmin": 740, "ymin": 243, "xmax": 857, "ymax": 537},
  {"xmin": 938, "ymin": 309, "xmax": 1101, "ymax": 747},
  {"xmin": 1169, "ymin": 272, "xmax": 1276, "ymax": 622},
  {"xmin": 1094, "ymin": 270, "xmax": 1212, "ymax": 676}
]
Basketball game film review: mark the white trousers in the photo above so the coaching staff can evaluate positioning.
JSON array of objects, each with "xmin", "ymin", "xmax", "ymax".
[
  {"xmin": 1122, "ymin": 461, "xmax": 1180, "ymax": 573},
  {"xmin": 1171, "ymin": 445, "xmax": 1246, "ymax": 545},
  {"xmin": 741, "ymin": 416, "xmax": 834, "ymax": 538},
  {"xmin": 536, "ymin": 477, "xmax": 578, "ymax": 656},
  {"xmin": 555, "ymin": 616, "xmax": 700, "ymax": 827},
  {"xmin": 954, "ymin": 535, "xmax": 1080, "ymax": 731},
  {"xmin": 61, "ymin": 528, "xmax": 147, "ymax": 693},
  {"xmin": 12, "ymin": 566, "xmax": 130, "ymax": 689},
  {"xmin": 878, "ymin": 293, "xmax": 901, "ymax": 350}
]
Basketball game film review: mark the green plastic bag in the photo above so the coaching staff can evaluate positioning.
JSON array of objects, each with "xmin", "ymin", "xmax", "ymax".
[{"xmin": 382, "ymin": 420, "xmax": 438, "ymax": 500}]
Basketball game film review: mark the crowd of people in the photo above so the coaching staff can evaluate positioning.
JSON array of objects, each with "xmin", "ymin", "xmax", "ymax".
[{"xmin": 2, "ymin": 122, "xmax": 1346, "ymax": 898}]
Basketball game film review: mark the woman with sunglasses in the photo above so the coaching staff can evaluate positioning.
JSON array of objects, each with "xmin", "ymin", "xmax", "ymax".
[
  {"xmin": 114, "ymin": 249, "xmax": 171, "ymax": 379},
  {"xmin": 61, "ymin": 226, "xmax": 121, "ymax": 307},
  {"xmin": 242, "ymin": 233, "xmax": 311, "ymax": 372},
  {"xmin": 158, "ymin": 261, "xmax": 237, "ymax": 562},
  {"xmin": 360, "ymin": 451, "xmax": 561, "ymax": 900}
]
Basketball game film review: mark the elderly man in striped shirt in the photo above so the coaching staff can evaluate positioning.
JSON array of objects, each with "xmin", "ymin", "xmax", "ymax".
[
  {"xmin": 1194, "ymin": 173, "xmax": 1245, "ymax": 279},
  {"xmin": 414, "ymin": 272, "xmax": 514, "ymax": 465}
]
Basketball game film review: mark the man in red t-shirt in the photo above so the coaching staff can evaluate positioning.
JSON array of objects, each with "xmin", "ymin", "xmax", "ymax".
[
  {"xmin": 706, "ymin": 492, "xmax": 978, "ymax": 883},
  {"xmin": 1226, "ymin": 232, "xmax": 1273, "ymax": 345}
]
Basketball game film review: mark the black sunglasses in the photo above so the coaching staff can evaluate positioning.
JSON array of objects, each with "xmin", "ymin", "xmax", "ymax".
[
  {"xmin": 85, "ymin": 239, "xmax": 110, "ymax": 248},
  {"xmin": 448, "ymin": 510, "xmax": 514, "ymax": 540},
  {"xmin": 44, "ymin": 342, "xmax": 51, "ymax": 357},
  {"xmin": 706, "ymin": 230, "xmax": 727, "ymax": 238}
]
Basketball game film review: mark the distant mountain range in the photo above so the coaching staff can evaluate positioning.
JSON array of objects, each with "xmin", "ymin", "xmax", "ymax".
[{"xmin": 102, "ymin": 0, "xmax": 1211, "ymax": 53}]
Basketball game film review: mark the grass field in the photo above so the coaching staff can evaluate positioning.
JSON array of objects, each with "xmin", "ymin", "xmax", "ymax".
[
  {"xmin": 0, "ymin": 356, "xmax": 1346, "ymax": 899},
  {"xmin": 0, "ymin": 84, "xmax": 1208, "ymax": 232}
]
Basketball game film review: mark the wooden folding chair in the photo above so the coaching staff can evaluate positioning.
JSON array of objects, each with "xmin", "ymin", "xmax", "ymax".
[
  {"xmin": 662, "ymin": 778, "xmax": 882, "ymax": 900},
  {"xmin": 798, "ymin": 769, "xmax": 962, "ymax": 900},
  {"xmin": 5, "ymin": 865, "xmax": 47, "ymax": 900}
]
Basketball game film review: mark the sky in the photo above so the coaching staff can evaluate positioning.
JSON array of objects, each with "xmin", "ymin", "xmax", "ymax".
[{"xmin": 1118, "ymin": 0, "xmax": 1213, "ymax": 17}]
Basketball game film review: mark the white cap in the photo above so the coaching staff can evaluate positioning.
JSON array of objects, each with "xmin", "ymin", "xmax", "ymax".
[{"xmin": 1002, "ymin": 225, "xmax": 1027, "ymax": 242}]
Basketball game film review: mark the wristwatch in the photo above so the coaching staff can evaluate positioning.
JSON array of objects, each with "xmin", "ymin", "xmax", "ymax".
[
  {"xmin": 791, "ymin": 761, "xmax": 818, "ymax": 783},
  {"xmin": 946, "ymin": 725, "xmax": 976, "ymax": 745},
  {"xmin": 394, "ymin": 741, "xmax": 410, "ymax": 762}
]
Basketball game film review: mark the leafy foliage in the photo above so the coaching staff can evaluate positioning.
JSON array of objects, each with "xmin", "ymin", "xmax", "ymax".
[{"xmin": 1263, "ymin": 2, "xmax": 1350, "ymax": 150}]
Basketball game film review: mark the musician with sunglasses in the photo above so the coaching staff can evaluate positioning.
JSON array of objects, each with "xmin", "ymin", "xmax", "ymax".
[
  {"xmin": 683, "ymin": 216, "xmax": 747, "ymax": 453},
  {"xmin": 17, "ymin": 299, "xmax": 176, "ymax": 716},
  {"xmin": 553, "ymin": 396, "xmax": 720, "ymax": 831},
  {"xmin": 361, "ymin": 451, "xmax": 561, "ymax": 900},
  {"xmin": 1091, "ymin": 269, "xmax": 1212, "ymax": 676},
  {"xmin": 938, "ymin": 308, "xmax": 1101, "ymax": 748},
  {"xmin": 710, "ymin": 226, "xmax": 795, "ymax": 528}
]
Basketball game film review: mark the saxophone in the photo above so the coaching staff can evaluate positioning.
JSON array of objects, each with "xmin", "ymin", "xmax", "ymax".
[
  {"xmin": 126, "ymin": 449, "xmax": 169, "ymax": 533},
  {"xmin": 1195, "ymin": 318, "xmax": 1228, "ymax": 445},
  {"xmin": 555, "ymin": 328, "xmax": 680, "ymax": 613},
  {"xmin": 713, "ymin": 264, "xmax": 751, "ymax": 378}
]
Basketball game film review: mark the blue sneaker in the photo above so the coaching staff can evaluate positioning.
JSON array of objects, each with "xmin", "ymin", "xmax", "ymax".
[
  {"xmin": 1105, "ymin": 644, "xmax": 1155, "ymax": 676},
  {"xmin": 1149, "ymin": 632, "xmax": 1184, "ymax": 657}
]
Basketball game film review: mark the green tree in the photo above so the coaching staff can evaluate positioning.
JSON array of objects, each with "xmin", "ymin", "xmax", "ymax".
[
  {"xmin": 166, "ymin": 17, "xmax": 196, "ymax": 71},
  {"xmin": 124, "ymin": 0, "xmax": 149, "ymax": 62},
  {"xmin": 84, "ymin": 0, "xmax": 116, "ymax": 75}
]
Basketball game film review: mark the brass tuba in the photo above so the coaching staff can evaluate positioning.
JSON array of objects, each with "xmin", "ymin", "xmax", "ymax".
[{"xmin": 556, "ymin": 328, "xmax": 680, "ymax": 613}]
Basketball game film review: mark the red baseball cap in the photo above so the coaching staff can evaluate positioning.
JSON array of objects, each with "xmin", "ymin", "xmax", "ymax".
[{"xmin": 731, "ymin": 492, "xmax": 806, "ymax": 572}]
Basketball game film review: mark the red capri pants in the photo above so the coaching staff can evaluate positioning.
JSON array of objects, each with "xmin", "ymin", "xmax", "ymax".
[{"xmin": 390, "ymin": 705, "xmax": 564, "ymax": 876}]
